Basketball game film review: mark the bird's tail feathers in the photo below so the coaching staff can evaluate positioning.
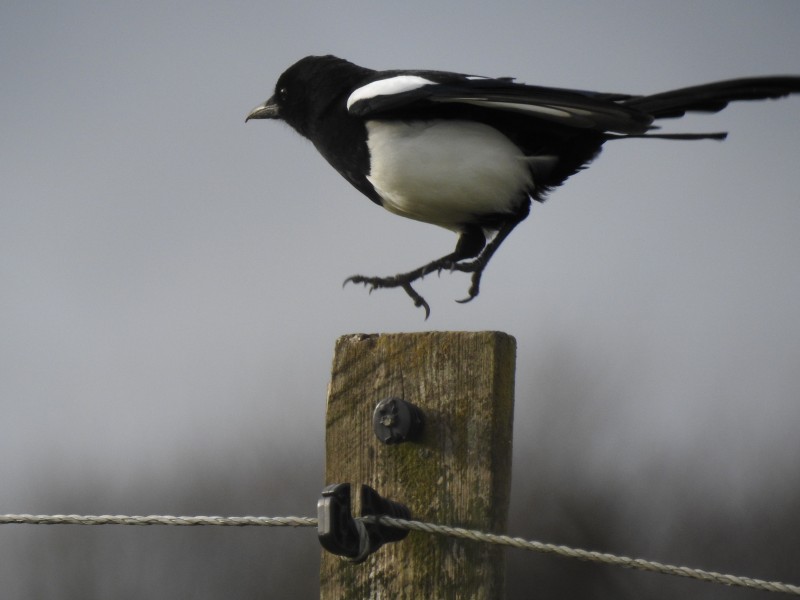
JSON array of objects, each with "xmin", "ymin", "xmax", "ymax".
[
  {"xmin": 606, "ymin": 131, "xmax": 728, "ymax": 142},
  {"xmin": 625, "ymin": 76, "xmax": 800, "ymax": 120}
]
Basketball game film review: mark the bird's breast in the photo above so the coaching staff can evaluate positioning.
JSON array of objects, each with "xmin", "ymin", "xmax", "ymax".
[{"xmin": 364, "ymin": 119, "xmax": 533, "ymax": 229}]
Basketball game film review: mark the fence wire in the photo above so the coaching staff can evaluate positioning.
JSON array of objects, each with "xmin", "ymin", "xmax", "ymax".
[{"xmin": 2, "ymin": 512, "xmax": 798, "ymax": 595}]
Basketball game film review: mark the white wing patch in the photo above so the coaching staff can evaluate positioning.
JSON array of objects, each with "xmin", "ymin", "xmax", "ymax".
[{"xmin": 347, "ymin": 75, "xmax": 437, "ymax": 111}]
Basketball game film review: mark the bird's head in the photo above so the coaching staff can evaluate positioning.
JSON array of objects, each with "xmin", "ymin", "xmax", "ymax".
[{"xmin": 246, "ymin": 55, "xmax": 373, "ymax": 138}]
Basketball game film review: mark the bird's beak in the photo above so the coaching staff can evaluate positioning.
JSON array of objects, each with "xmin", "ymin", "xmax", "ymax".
[{"xmin": 246, "ymin": 96, "xmax": 280, "ymax": 122}]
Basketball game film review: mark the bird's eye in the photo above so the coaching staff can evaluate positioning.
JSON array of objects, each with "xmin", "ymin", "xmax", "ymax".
[{"xmin": 278, "ymin": 87, "xmax": 288, "ymax": 101}]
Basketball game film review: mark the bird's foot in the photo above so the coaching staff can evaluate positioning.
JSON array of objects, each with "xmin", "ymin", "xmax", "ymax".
[
  {"xmin": 344, "ymin": 273, "xmax": 432, "ymax": 319},
  {"xmin": 343, "ymin": 257, "xmax": 488, "ymax": 317},
  {"xmin": 450, "ymin": 258, "xmax": 486, "ymax": 303},
  {"xmin": 454, "ymin": 270, "xmax": 483, "ymax": 304}
]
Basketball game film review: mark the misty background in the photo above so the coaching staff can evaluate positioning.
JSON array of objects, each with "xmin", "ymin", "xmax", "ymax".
[{"xmin": 2, "ymin": 1, "xmax": 799, "ymax": 597}]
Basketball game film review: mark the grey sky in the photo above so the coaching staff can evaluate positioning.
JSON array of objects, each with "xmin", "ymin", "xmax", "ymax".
[{"xmin": 1, "ymin": 0, "xmax": 799, "ymax": 554}]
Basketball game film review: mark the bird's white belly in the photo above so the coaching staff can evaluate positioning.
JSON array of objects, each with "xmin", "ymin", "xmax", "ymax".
[{"xmin": 365, "ymin": 120, "xmax": 533, "ymax": 229}]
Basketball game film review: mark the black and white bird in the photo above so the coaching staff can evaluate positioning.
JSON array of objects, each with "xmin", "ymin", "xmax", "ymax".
[{"xmin": 247, "ymin": 55, "xmax": 800, "ymax": 317}]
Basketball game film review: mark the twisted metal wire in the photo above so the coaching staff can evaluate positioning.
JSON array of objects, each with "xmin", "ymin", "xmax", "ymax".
[{"xmin": 3, "ymin": 512, "xmax": 798, "ymax": 595}]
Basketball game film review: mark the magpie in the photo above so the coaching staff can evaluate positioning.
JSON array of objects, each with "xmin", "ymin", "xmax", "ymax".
[{"xmin": 247, "ymin": 55, "xmax": 800, "ymax": 318}]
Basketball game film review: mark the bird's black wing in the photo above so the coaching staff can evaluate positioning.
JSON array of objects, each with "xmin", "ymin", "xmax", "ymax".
[{"xmin": 346, "ymin": 71, "xmax": 654, "ymax": 135}]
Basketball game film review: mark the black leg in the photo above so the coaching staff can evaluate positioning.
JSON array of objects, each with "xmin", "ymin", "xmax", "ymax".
[
  {"xmin": 344, "ymin": 203, "xmax": 528, "ymax": 316},
  {"xmin": 452, "ymin": 216, "xmax": 524, "ymax": 303},
  {"xmin": 343, "ymin": 226, "xmax": 486, "ymax": 319}
]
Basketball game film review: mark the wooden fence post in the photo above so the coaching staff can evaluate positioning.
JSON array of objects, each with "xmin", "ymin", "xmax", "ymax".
[{"xmin": 321, "ymin": 331, "xmax": 516, "ymax": 599}]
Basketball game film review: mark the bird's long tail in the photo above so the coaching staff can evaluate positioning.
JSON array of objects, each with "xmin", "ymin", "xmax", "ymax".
[
  {"xmin": 625, "ymin": 76, "xmax": 800, "ymax": 120},
  {"xmin": 606, "ymin": 76, "xmax": 800, "ymax": 142},
  {"xmin": 606, "ymin": 131, "xmax": 729, "ymax": 141}
]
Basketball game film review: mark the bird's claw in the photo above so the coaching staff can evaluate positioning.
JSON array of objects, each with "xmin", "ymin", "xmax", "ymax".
[
  {"xmin": 401, "ymin": 282, "xmax": 431, "ymax": 319},
  {"xmin": 344, "ymin": 274, "xmax": 432, "ymax": 319},
  {"xmin": 455, "ymin": 271, "xmax": 482, "ymax": 304},
  {"xmin": 342, "ymin": 252, "xmax": 491, "ymax": 318}
]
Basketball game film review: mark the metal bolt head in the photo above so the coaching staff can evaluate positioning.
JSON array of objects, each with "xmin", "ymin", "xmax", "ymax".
[{"xmin": 372, "ymin": 397, "xmax": 425, "ymax": 444}]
